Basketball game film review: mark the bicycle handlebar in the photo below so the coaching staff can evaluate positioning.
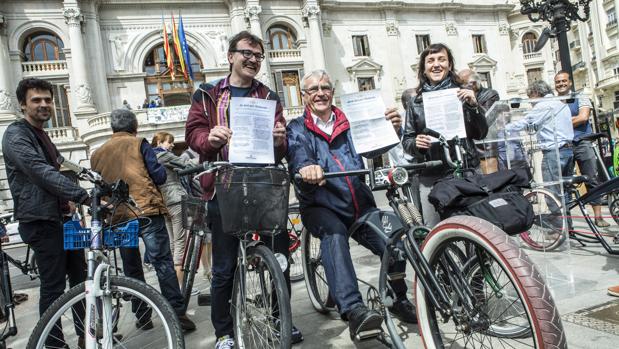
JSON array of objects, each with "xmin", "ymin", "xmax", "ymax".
[
  {"xmin": 58, "ymin": 156, "xmax": 103, "ymax": 184},
  {"xmin": 176, "ymin": 161, "xmax": 230, "ymax": 176},
  {"xmin": 292, "ymin": 160, "xmax": 444, "ymax": 181}
]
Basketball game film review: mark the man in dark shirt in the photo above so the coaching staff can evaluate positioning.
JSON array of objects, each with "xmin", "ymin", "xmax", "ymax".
[
  {"xmin": 2, "ymin": 78, "xmax": 90, "ymax": 347},
  {"xmin": 91, "ymin": 109, "xmax": 196, "ymax": 331}
]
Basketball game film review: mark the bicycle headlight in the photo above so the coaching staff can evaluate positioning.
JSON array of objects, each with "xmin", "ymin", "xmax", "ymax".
[{"xmin": 388, "ymin": 167, "xmax": 409, "ymax": 186}]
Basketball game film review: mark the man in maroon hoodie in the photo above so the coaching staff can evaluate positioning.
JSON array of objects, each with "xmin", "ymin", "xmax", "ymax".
[{"xmin": 185, "ymin": 30, "xmax": 301, "ymax": 349}]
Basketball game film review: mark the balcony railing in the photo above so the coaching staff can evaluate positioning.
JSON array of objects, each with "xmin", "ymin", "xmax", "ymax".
[
  {"xmin": 607, "ymin": 20, "xmax": 618, "ymax": 29},
  {"xmin": 45, "ymin": 126, "xmax": 79, "ymax": 143},
  {"xmin": 597, "ymin": 74, "xmax": 619, "ymax": 89},
  {"xmin": 572, "ymin": 61, "xmax": 586, "ymax": 71},
  {"xmin": 570, "ymin": 40, "xmax": 581, "ymax": 50},
  {"xmin": 267, "ymin": 49, "xmax": 302, "ymax": 63},
  {"xmin": 523, "ymin": 52, "xmax": 543, "ymax": 62},
  {"xmin": 21, "ymin": 60, "xmax": 68, "ymax": 76},
  {"xmin": 284, "ymin": 106, "xmax": 305, "ymax": 121}
]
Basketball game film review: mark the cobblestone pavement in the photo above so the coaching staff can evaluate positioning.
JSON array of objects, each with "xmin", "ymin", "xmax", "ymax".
[{"xmin": 4, "ymin": 210, "xmax": 619, "ymax": 348}]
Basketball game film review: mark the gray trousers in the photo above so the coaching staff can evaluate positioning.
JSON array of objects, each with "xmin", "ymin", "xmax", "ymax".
[{"xmin": 165, "ymin": 203, "xmax": 186, "ymax": 266}]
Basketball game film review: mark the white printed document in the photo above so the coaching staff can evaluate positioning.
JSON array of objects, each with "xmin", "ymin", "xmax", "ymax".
[
  {"xmin": 340, "ymin": 90, "xmax": 399, "ymax": 155},
  {"xmin": 422, "ymin": 88, "xmax": 466, "ymax": 141},
  {"xmin": 229, "ymin": 97, "xmax": 276, "ymax": 164}
]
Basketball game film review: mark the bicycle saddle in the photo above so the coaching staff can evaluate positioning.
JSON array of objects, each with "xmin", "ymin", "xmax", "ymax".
[
  {"xmin": 579, "ymin": 132, "xmax": 607, "ymax": 142},
  {"xmin": 564, "ymin": 175, "xmax": 589, "ymax": 186}
]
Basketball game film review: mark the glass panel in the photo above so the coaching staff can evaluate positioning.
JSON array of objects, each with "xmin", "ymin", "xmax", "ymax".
[
  {"xmin": 147, "ymin": 84, "xmax": 158, "ymax": 94},
  {"xmin": 45, "ymin": 42, "xmax": 56, "ymax": 60},
  {"xmin": 145, "ymin": 66, "xmax": 156, "ymax": 75},
  {"xmin": 33, "ymin": 44, "xmax": 45, "ymax": 61}
]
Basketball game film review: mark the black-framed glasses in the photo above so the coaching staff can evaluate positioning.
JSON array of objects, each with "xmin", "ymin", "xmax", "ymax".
[
  {"xmin": 303, "ymin": 84, "xmax": 333, "ymax": 95},
  {"xmin": 230, "ymin": 49, "xmax": 265, "ymax": 62}
]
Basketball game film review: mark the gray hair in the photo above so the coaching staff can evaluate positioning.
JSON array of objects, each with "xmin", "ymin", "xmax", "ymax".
[
  {"xmin": 110, "ymin": 109, "xmax": 138, "ymax": 134},
  {"xmin": 469, "ymin": 72, "xmax": 482, "ymax": 83},
  {"xmin": 526, "ymin": 80, "xmax": 553, "ymax": 98},
  {"xmin": 301, "ymin": 69, "xmax": 333, "ymax": 90}
]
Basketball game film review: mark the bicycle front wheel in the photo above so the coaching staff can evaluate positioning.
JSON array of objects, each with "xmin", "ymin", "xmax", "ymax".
[
  {"xmin": 232, "ymin": 244, "xmax": 291, "ymax": 349},
  {"xmin": 519, "ymin": 188, "xmax": 566, "ymax": 251},
  {"xmin": 27, "ymin": 275, "xmax": 184, "ymax": 349},
  {"xmin": 301, "ymin": 227, "xmax": 333, "ymax": 313},
  {"xmin": 416, "ymin": 216, "xmax": 566, "ymax": 349},
  {"xmin": 180, "ymin": 229, "xmax": 203, "ymax": 312}
]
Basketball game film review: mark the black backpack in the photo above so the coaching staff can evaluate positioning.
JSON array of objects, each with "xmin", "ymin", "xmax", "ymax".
[{"xmin": 428, "ymin": 168, "xmax": 534, "ymax": 235}]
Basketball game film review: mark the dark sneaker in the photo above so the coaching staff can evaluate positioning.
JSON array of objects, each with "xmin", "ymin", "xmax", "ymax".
[
  {"xmin": 291, "ymin": 325, "xmax": 304, "ymax": 344},
  {"xmin": 178, "ymin": 314, "xmax": 196, "ymax": 332},
  {"xmin": 389, "ymin": 298, "xmax": 418, "ymax": 324},
  {"xmin": 135, "ymin": 318, "xmax": 154, "ymax": 330},
  {"xmin": 347, "ymin": 305, "xmax": 383, "ymax": 341}
]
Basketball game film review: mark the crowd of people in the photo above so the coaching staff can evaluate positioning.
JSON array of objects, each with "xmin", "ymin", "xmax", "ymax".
[{"xmin": 2, "ymin": 28, "xmax": 619, "ymax": 349}]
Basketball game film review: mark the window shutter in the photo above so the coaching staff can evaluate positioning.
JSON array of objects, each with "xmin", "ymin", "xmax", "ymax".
[{"xmin": 274, "ymin": 71, "xmax": 285, "ymax": 106}]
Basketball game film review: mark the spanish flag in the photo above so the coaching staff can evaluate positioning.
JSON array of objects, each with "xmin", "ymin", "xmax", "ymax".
[
  {"xmin": 162, "ymin": 15, "xmax": 175, "ymax": 80},
  {"xmin": 171, "ymin": 13, "xmax": 187, "ymax": 80}
]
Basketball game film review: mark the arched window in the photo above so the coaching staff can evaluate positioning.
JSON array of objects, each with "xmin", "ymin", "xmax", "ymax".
[
  {"xmin": 522, "ymin": 32, "xmax": 537, "ymax": 55},
  {"xmin": 267, "ymin": 26, "xmax": 296, "ymax": 50},
  {"xmin": 23, "ymin": 32, "xmax": 65, "ymax": 61},
  {"xmin": 143, "ymin": 44, "xmax": 203, "ymax": 107}
]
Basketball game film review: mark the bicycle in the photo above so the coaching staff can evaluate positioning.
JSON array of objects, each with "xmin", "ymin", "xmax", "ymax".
[
  {"xmin": 519, "ymin": 174, "xmax": 619, "ymax": 254},
  {"xmin": 177, "ymin": 161, "xmax": 292, "ymax": 348},
  {"xmin": 0, "ymin": 219, "xmax": 21, "ymax": 349},
  {"xmin": 300, "ymin": 133, "xmax": 566, "ymax": 348},
  {"xmin": 0, "ymin": 214, "xmax": 38, "ymax": 281},
  {"xmin": 27, "ymin": 157, "xmax": 184, "ymax": 349}
]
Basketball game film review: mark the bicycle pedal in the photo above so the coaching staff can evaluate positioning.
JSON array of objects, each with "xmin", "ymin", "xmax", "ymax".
[
  {"xmin": 197, "ymin": 293, "xmax": 211, "ymax": 306},
  {"xmin": 354, "ymin": 328, "xmax": 382, "ymax": 341}
]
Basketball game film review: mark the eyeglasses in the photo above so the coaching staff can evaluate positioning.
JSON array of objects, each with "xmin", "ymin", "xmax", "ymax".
[
  {"xmin": 230, "ymin": 49, "xmax": 265, "ymax": 62},
  {"xmin": 303, "ymin": 84, "xmax": 333, "ymax": 95}
]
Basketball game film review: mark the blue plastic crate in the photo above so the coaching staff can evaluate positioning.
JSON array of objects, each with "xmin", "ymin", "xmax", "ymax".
[
  {"xmin": 104, "ymin": 220, "xmax": 139, "ymax": 248},
  {"xmin": 63, "ymin": 220, "xmax": 91, "ymax": 250},
  {"xmin": 63, "ymin": 219, "xmax": 139, "ymax": 250}
]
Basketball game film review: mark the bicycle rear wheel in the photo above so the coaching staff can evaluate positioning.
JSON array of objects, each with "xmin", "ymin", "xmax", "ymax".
[
  {"xmin": 180, "ymin": 229, "xmax": 203, "ymax": 312},
  {"xmin": 232, "ymin": 244, "xmax": 291, "ymax": 348},
  {"xmin": 520, "ymin": 188, "xmax": 566, "ymax": 251},
  {"xmin": 416, "ymin": 216, "xmax": 566, "ymax": 349},
  {"xmin": 27, "ymin": 275, "xmax": 184, "ymax": 349},
  {"xmin": 301, "ymin": 228, "xmax": 333, "ymax": 313},
  {"xmin": 287, "ymin": 210, "xmax": 304, "ymax": 282}
]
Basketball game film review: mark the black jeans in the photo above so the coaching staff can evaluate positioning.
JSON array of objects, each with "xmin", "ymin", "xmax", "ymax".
[
  {"xmin": 208, "ymin": 198, "xmax": 291, "ymax": 338},
  {"xmin": 119, "ymin": 214, "xmax": 184, "ymax": 316},
  {"xmin": 19, "ymin": 219, "xmax": 87, "ymax": 345}
]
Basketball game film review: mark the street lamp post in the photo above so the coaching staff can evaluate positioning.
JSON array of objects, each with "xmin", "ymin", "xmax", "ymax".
[{"xmin": 520, "ymin": 0, "xmax": 592, "ymax": 87}]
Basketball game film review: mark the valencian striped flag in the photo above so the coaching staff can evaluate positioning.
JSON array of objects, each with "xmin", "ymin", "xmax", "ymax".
[
  {"xmin": 162, "ymin": 15, "xmax": 175, "ymax": 80},
  {"xmin": 171, "ymin": 13, "xmax": 187, "ymax": 80},
  {"xmin": 178, "ymin": 14, "xmax": 194, "ymax": 81}
]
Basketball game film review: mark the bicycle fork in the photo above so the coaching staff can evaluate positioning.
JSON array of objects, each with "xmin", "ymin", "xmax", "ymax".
[{"xmin": 84, "ymin": 251, "xmax": 115, "ymax": 349}]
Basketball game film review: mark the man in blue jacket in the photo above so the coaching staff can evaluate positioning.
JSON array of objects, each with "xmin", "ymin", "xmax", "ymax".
[{"xmin": 286, "ymin": 70, "xmax": 417, "ymax": 340}]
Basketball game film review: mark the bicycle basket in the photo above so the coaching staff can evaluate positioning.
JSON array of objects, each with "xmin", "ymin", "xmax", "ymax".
[
  {"xmin": 181, "ymin": 195, "xmax": 208, "ymax": 231},
  {"xmin": 215, "ymin": 167, "xmax": 290, "ymax": 235},
  {"xmin": 63, "ymin": 219, "xmax": 139, "ymax": 250}
]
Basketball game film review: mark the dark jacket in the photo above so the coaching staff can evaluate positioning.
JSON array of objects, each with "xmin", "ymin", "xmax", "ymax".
[
  {"xmin": 402, "ymin": 79, "xmax": 489, "ymax": 177},
  {"xmin": 2, "ymin": 119, "xmax": 89, "ymax": 223},
  {"xmin": 185, "ymin": 76, "xmax": 286, "ymax": 200},
  {"xmin": 476, "ymin": 87, "xmax": 500, "ymax": 113},
  {"xmin": 286, "ymin": 106, "xmax": 376, "ymax": 222}
]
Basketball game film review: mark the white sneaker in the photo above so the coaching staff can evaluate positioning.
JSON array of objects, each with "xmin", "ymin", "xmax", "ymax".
[{"xmin": 215, "ymin": 335, "xmax": 235, "ymax": 349}]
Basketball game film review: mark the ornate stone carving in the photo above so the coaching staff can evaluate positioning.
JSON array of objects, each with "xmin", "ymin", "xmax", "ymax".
[
  {"xmin": 322, "ymin": 22, "xmax": 332, "ymax": 37},
  {"xmin": 445, "ymin": 21, "xmax": 457, "ymax": 36},
  {"xmin": 0, "ymin": 14, "xmax": 6, "ymax": 36},
  {"xmin": 109, "ymin": 35, "xmax": 126, "ymax": 71},
  {"xmin": 76, "ymin": 84, "xmax": 93, "ymax": 105},
  {"xmin": 0, "ymin": 90, "xmax": 13, "ymax": 111},
  {"xmin": 218, "ymin": 33, "xmax": 229, "ymax": 65},
  {"xmin": 302, "ymin": 4, "xmax": 321, "ymax": 19},
  {"xmin": 498, "ymin": 22, "xmax": 510, "ymax": 36},
  {"xmin": 244, "ymin": 5, "xmax": 262, "ymax": 21},
  {"xmin": 63, "ymin": 7, "xmax": 82, "ymax": 26},
  {"xmin": 386, "ymin": 22, "xmax": 399, "ymax": 36}
]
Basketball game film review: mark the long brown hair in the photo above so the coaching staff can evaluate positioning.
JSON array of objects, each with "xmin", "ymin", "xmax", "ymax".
[
  {"xmin": 415, "ymin": 43, "xmax": 462, "ymax": 95},
  {"xmin": 151, "ymin": 131, "xmax": 174, "ymax": 147}
]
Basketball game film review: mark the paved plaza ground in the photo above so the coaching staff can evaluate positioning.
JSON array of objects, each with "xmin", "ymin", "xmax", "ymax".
[{"xmin": 4, "ymin": 208, "xmax": 619, "ymax": 348}]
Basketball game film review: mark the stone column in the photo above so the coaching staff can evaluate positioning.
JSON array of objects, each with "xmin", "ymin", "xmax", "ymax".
[
  {"xmin": 0, "ymin": 14, "xmax": 16, "ymax": 118},
  {"xmin": 244, "ymin": 3, "xmax": 273, "ymax": 88},
  {"xmin": 63, "ymin": 5, "xmax": 97, "ymax": 115},
  {"xmin": 303, "ymin": 3, "xmax": 326, "ymax": 70}
]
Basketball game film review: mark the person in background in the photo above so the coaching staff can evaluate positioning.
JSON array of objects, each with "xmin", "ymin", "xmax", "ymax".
[
  {"xmin": 148, "ymin": 100, "xmax": 157, "ymax": 108},
  {"xmin": 151, "ymin": 132, "xmax": 194, "ymax": 285},
  {"xmin": 554, "ymin": 70, "xmax": 610, "ymax": 227},
  {"xmin": 459, "ymin": 68, "xmax": 500, "ymax": 174},
  {"xmin": 91, "ymin": 109, "xmax": 196, "ymax": 332},
  {"xmin": 122, "ymin": 99, "xmax": 132, "ymax": 110},
  {"xmin": 142, "ymin": 99, "xmax": 149, "ymax": 109}
]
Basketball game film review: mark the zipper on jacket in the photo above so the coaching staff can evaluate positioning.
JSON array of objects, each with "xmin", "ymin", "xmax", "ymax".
[{"xmin": 331, "ymin": 154, "xmax": 360, "ymax": 220}]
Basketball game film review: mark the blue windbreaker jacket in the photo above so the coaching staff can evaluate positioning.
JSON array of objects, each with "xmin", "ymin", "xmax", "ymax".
[{"xmin": 286, "ymin": 106, "xmax": 376, "ymax": 223}]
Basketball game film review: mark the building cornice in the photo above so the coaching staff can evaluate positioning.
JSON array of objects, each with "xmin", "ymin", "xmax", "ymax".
[{"xmin": 320, "ymin": 1, "xmax": 514, "ymax": 12}]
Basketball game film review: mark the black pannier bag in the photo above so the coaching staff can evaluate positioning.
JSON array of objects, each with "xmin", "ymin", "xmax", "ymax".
[{"xmin": 428, "ymin": 168, "xmax": 534, "ymax": 235}]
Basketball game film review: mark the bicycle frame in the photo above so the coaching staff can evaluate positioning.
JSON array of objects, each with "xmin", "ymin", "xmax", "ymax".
[{"xmin": 0, "ymin": 243, "xmax": 18, "ymax": 344}]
